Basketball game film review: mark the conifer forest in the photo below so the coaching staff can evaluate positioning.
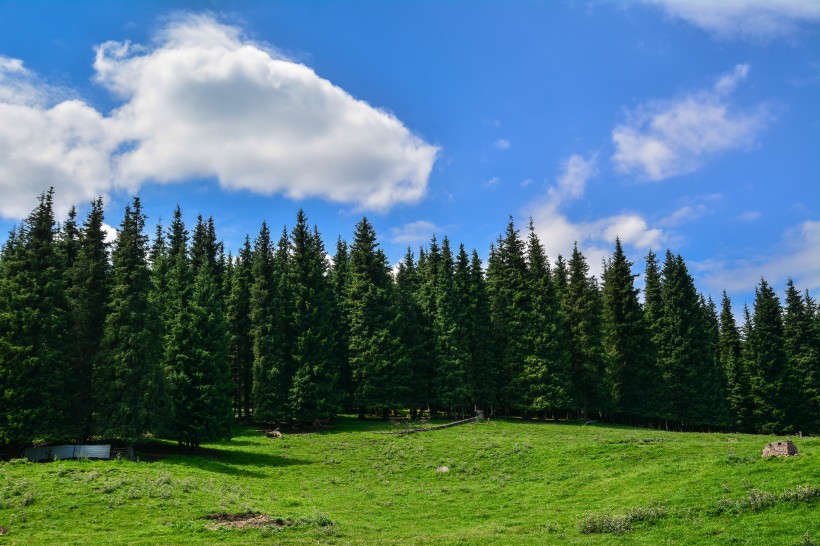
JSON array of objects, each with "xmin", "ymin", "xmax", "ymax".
[{"xmin": 1, "ymin": 189, "xmax": 818, "ymax": 449}]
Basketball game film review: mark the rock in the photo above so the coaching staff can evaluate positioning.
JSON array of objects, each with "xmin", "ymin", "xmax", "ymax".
[
  {"xmin": 761, "ymin": 440, "xmax": 798, "ymax": 457},
  {"xmin": 265, "ymin": 429, "xmax": 282, "ymax": 439},
  {"xmin": 436, "ymin": 466, "xmax": 449, "ymax": 473}
]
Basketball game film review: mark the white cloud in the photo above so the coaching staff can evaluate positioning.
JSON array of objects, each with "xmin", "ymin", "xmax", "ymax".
[
  {"xmin": 0, "ymin": 14, "xmax": 439, "ymax": 220},
  {"xmin": 483, "ymin": 176, "xmax": 501, "ymax": 188},
  {"xmin": 550, "ymin": 153, "xmax": 597, "ymax": 200},
  {"xmin": 389, "ymin": 220, "xmax": 441, "ymax": 245},
  {"xmin": 612, "ymin": 64, "xmax": 767, "ymax": 181},
  {"xmin": 736, "ymin": 210, "xmax": 762, "ymax": 222},
  {"xmin": 495, "ymin": 138, "xmax": 511, "ymax": 150},
  {"xmin": 645, "ymin": 0, "xmax": 820, "ymax": 41},
  {"xmin": 520, "ymin": 177, "xmax": 535, "ymax": 188},
  {"xmin": 695, "ymin": 220, "xmax": 820, "ymax": 294},
  {"xmin": 526, "ymin": 153, "xmax": 665, "ymax": 269}
]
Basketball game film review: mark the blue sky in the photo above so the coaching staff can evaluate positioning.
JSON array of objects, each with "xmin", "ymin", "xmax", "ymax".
[{"xmin": 1, "ymin": 1, "xmax": 818, "ymax": 308}]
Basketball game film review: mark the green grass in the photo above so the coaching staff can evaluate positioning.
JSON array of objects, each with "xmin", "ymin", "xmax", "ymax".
[{"xmin": 1, "ymin": 418, "xmax": 818, "ymax": 544}]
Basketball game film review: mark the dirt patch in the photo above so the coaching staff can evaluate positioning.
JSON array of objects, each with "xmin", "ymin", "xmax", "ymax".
[
  {"xmin": 0, "ymin": 525, "xmax": 9, "ymax": 536},
  {"xmin": 202, "ymin": 512, "xmax": 289, "ymax": 530}
]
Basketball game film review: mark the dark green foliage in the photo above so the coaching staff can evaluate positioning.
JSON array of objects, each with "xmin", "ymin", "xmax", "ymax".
[
  {"xmin": 250, "ymin": 222, "xmax": 280, "ymax": 420},
  {"xmin": 347, "ymin": 217, "xmax": 406, "ymax": 413},
  {"xmin": 657, "ymin": 252, "xmax": 721, "ymax": 428},
  {"xmin": 329, "ymin": 238, "xmax": 354, "ymax": 412},
  {"xmin": 433, "ymin": 238, "xmax": 470, "ymax": 416},
  {"xmin": 720, "ymin": 292, "xmax": 753, "ymax": 432},
  {"xmin": 565, "ymin": 243, "xmax": 608, "ymax": 418},
  {"xmin": 94, "ymin": 198, "xmax": 165, "ymax": 443},
  {"xmin": 522, "ymin": 224, "xmax": 571, "ymax": 416},
  {"xmin": 465, "ymin": 250, "xmax": 495, "ymax": 412},
  {"xmin": 227, "ymin": 237, "xmax": 254, "ymax": 421},
  {"xmin": 288, "ymin": 211, "xmax": 340, "ymax": 421},
  {"xmin": 165, "ymin": 216, "xmax": 232, "ymax": 448},
  {"xmin": 486, "ymin": 218, "xmax": 530, "ymax": 414},
  {"xmin": 782, "ymin": 280, "xmax": 820, "ymax": 433},
  {"xmin": 748, "ymin": 279, "xmax": 789, "ymax": 434},
  {"xmin": 0, "ymin": 190, "xmax": 71, "ymax": 443},
  {"xmin": 394, "ymin": 248, "xmax": 432, "ymax": 414},
  {"xmin": 65, "ymin": 198, "xmax": 110, "ymax": 440},
  {"xmin": 602, "ymin": 239, "xmax": 655, "ymax": 422}
]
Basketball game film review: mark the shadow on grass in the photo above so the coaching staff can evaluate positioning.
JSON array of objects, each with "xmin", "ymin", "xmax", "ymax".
[{"xmin": 137, "ymin": 442, "xmax": 314, "ymax": 478}]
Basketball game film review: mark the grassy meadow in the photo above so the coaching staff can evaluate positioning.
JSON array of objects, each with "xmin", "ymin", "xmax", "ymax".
[{"xmin": 0, "ymin": 418, "xmax": 818, "ymax": 545}]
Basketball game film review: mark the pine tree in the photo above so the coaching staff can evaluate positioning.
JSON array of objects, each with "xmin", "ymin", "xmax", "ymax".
[
  {"xmin": 748, "ymin": 278, "xmax": 789, "ymax": 433},
  {"xmin": 720, "ymin": 292, "xmax": 753, "ymax": 431},
  {"xmin": 250, "ymin": 222, "xmax": 278, "ymax": 420},
  {"xmin": 564, "ymin": 243, "xmax": 607, "ymax": 419},
  {"xmin": 522, "ymin": 223, "xmax": 571, "ymax": 417},
  {"xmin": 288, "ymin": 211, "xmax": 340, "ymax": 422},
  {"xmin": 347, "ymin": 217, "xmax": 405, "ymax": 416},
  {"xmin": 782, "ymin": 279, "xmax": 818, "ymax": 433},
  {"xmin": 486, "ymin": 218, "xmax": 530, "ymax": 414},
  {"xmin": 165, "ymin": 216, "xmax": 232, "ymax": 447},
  {"xmin": 0, "ymin": 190, "xmax": 71, "ymax": 443},
  {"xmin": 66, "ymin": 198, "xmax": 110, "ymax": 440},
  {"xmin": 394, "ymin": 248, "xmax": 429, "ymax": 416},
  {"xmin": 642, "ymin": 250, "xmax": 670, "ymax": 422},
  {"xmin": 466, "ymin": 250, "xmax": 496, "ymax": 413},
  {"xmin": 433, "ymin": 237, "xmax": 469, "ymax": 416},
  {"xmin": 329, "ymin": 238, "xmax": 354, "ymax": 413},
  {"xmin": 415, "ymin": 236, "xmax": 442, "ymax": 411},
  {"xmin": 94, "ymin": 197, "xmax": 165, "ymax": 443},
  {"xmin": 601, "ymin": 238, "xmax": 654, "ymax": 423},
  {"xmin": 227, "ymin": 236, "xmax": 254, "ymax": 421}
]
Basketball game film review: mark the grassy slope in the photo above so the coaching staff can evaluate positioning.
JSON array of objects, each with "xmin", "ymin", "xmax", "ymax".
[{"xmin": 0, "ymin": 418, "xmax": 818, "ymax": 545}]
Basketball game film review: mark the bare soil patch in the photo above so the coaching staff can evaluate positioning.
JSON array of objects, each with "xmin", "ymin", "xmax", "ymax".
[{"xmin": 202, "ymin": 512, "xmax": 289, "ymax": 530}]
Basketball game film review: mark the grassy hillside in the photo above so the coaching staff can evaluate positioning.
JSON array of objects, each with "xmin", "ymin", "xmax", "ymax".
[{"xmin": 1, "ymin": 418, "xmax": 817, "ymax": 545}]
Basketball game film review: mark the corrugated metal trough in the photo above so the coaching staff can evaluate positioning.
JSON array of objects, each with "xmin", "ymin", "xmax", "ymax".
[{"xmin": 24, "ymin": 444, "xmax": 111, "ymax": 462}]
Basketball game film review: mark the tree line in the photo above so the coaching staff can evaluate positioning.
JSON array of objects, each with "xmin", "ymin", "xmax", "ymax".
[{"xmin": 0, "ymin": 190, "xmax": 817, "ymax": 448}]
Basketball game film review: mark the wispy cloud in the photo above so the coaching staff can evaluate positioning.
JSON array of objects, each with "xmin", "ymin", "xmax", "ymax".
[
  {"xmin": 644, "ymin": 0, "xmax": 820, "ymax": 41},
  {"xmin": 0, "ymin": 14, "xmax": 439, "ymax": 219},
  {"xmin": 495, "ymin": 138, "xmax": 511, "ymax": 150},
  {"xmin": 736, "ymin": 211, "xmax": 762, "ymax": 222},
  {"xmin": 527, "ymin": 153, "xmax": 665, "ymax": 269},
  {"xmin": 694, "ymin": 220, "xmax": 820, "ymax": 293},
  {"xmin": 483, "ymin": 176, "xmax": 502, "ymax": 188},
  {"xmin": 389, "ymin": 220, "xmax": 442, "ymax": 245},
  {"xmin": 612, "ymin": 64, "xmax": 768, "ymax": 181}
]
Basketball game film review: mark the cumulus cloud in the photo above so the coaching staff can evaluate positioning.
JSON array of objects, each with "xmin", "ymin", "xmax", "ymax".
[
  {"xmin": 612, "ymin": 64, "xmax": 768, "ymax": 181},
  {"xmin": 694, "ymin": 220, "xmax": 820, "ymax": 293},
  {"xmin": 389, "ymin": 220, "xmax": 441, "ymax": 245},
  {"xmin": 0, "ymin": 14, "xmax": 439, "ymax": 219},
  {"xmin": 645, "ymin": 0, "xmax": 820, "ymax": 41},
  {"xmin": 527, "ymin": 153, "xmax": 665, "ymax": 268}
]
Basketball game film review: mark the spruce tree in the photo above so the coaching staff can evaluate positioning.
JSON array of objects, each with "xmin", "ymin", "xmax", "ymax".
[
  {"xmin": 66, "ymin": 198, "xmax": 110, "ymax": 439},
  {"xmin": 748, "ymin": 279, "xmax": 789, "ymax": 433},
  {"xmin": 347, "ymin": 217, "xmax": 405, "ymax": 416},
  {"xmin": 486, "ymin": 218, "xmax": 530, "ymax": 414},
  {"xmin": 227, "ymin": 236, "xmax": 254, "ymax": 421},
  {"xmin": 288, "ymin": 211, "xmax": 340, "ymax": 422},
  {"xmin": 522, "ymin": 223, "xmax": 571, "ymax": 417},
  {"xmin": 95, "ymin": 198, "xmax": 165, "ymax": 443},
  {"xmin": 642, "ymin": 250, "xmax": 670, "ymax": 422},
  {"xmin": 433, "ymin": 237, "xmax": 469, "ymax": 416},
  {"xmin": 601, "ymin": 238, "xmax": 653, "ymax": 423},
  {"xmin": 329, "ymin": 238, "xmax": 354, "ymax": 412},
  {"xmin": 250, "ymin": 222, "xmax": 279, "ymax": 420},
  {"xmin": 564, "ymin": 243, "xmax": 607, "ymax": 419},
  {"xmin": 394, "ymin": 248, "xmax": 430, "ymax": 416},
  {"xmin": 720, "ymin": 292, "xmax": 753, "ymax": 431},
  {"xmin": 0, "ymin": 190, "xmax": 71, "ymax": 443},
  {"xmin": 782, "ymin": 279, "xmax": 818, "ymax": 433},
  {"xmin": 466, "ymin": 250, "xmax": 496, "ymax": 413},
  {"xmin": 165, "ymin": 216, "xmax": 232, "ymax": 447}
]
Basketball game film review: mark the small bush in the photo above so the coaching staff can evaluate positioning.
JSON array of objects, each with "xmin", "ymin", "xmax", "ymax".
[{"xmin": 578, "ymin": 504, "xmax": 667, "ymax": 535}]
